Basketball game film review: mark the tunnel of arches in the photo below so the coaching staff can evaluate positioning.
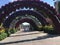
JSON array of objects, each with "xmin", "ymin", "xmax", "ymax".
[
  {"xmin": 0, "ymin": 1, "xmax": 60, "ymax": 33},
  {"xmin": 15, "ymin": 18, "xmax": 40, "ymax": 31},
  {"xmin": 3, "ymin": 10, "xmax": 47, "ymax": 28},
  {"xmin": 9, "ymin": 15, "xmax": 42, "ymax": 31}
]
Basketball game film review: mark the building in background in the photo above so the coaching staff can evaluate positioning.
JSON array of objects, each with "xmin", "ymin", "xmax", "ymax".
[{"xmin": 54, "ymin": 0, "xmax": 60, "ymax": 14}]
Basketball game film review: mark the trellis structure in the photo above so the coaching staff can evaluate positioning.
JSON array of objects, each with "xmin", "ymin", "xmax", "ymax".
[{"xmin": 0, "ymin": 0, "xmax": 60, "ymax": 33}]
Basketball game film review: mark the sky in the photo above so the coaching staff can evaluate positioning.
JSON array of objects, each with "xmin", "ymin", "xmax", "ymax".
[
  {"xmin": 41, "ymin": 0, "xmax": 54, "ymax": 7},
  {"xmin": 0, "ymin": 0, "xmax": 55, "ymax": 8}
]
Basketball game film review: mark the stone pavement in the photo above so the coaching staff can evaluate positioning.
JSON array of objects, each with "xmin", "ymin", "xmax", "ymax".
[{"xmin": 0, "ymin": 31, "xmax": 60, "ymax": 45}]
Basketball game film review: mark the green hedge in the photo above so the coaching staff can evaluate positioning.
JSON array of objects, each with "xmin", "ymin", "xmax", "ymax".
[{"xmin": 0, "ymin": 32, "xmax": 7, "ymax": 41}]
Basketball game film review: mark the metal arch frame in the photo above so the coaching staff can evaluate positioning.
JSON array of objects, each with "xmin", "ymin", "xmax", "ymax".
[{"xmin": 3, "ymin": 10, "xmax": 47, "ymax": 28}]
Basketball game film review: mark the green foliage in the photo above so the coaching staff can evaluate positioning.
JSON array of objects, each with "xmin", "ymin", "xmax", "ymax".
[
  {"xmin": 10, "ymin": 28, "xmax": 17, "ymax": 34},
  {"xmin": 5, "ymin": 29, "xmax": 11, "ymax": 37},
  {"xmin": 43, "ymin": 25, "xmax": 56, "ymax": 34},
  {"xmin": 5, "ymin": 28, "xmax": 17, "ymax": 37},
  {"xmin": 0, "ymin": 27, "xmax": 5, "ymax": 34},
  {"xmin": 44, "ymin": 25, "xmax": 54, "ymax": 31},
  {"xmin": 38, "ymin": 25, "xmax": 56, "ymax": 34},
  {"xmin": 0, "ymin": 32, "xmax": 7, "ymax": 41},
  {"xmin": 0, "ymin": 27, "xmax": 8, "ymax": 41}
]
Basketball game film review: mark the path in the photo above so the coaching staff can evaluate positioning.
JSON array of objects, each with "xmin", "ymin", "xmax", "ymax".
[{"xmin": 0, "ymin": 31, "xmax": 60, "ymax": 45}]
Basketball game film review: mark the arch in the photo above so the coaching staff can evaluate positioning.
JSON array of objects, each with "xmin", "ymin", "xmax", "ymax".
[
  {"xmin": 9, "ymin": 15, "xmax": 41, "ymax": 28},
  {"xmin": 0, "ymin": 1, "xmax": 58, "ymax": 25},
  {"xmin": 0, "ymin": 1, "xmax": 60, "ymax": 33},
  {"xmin": 15, "ymin": 18, "xmax": 40, "ymax": 30},
  {"xmin": 3, "ymin": 10, "xmax": 47, "ymax": 28}
]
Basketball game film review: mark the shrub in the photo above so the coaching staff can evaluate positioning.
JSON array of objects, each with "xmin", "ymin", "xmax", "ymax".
[
  {"xmin": 43, "ymin": 25, "xmax": 56, "ymax": 34},
  {"xmin": 1, "ymin": 33, "xmax": 7, "ymax": 39},
  {"xmin": 38, "ymin": 26, "xmax": 43, "ymax": 31},
  {"xmin": 0, "ymin": 27, "xmax": 5, "ymax": 34},
  {"xmin": 10, "ymin": 28, "xmax": 17, "ymax": 34},
  {"xmin": 5, "ymin": 29, "xmax": 11, "ymax": 37},
  {"xmin": 0, "ymin": 32, "xmax": 7, "ymax": 41},
  {"xmin": 0, "ymin": 35, "xmax": 3, "ymax": 41},
  {"xmin": 0, "ymin": 27, "xmax": 7, "ymax": 41},
  {"xmin": 45, "ymin": 25, "xmax": 53, "ymax": 30},
  {"xmin": 38, "ymin": 26, "xmax": 46, "ymax": 31},
  {"xmin": 39, "ymin": 25, "xmax": 54, "ymax": 33}
]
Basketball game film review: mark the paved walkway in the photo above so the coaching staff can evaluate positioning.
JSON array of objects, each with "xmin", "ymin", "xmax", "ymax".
[{"xmin": 0, "ymin": 31, "xmax": 60, "ymax": 45}]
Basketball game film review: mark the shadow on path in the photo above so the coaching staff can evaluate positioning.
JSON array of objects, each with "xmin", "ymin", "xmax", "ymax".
[{"xmin": 0, "ymin": 34, "xmax": 59, "ymax": 45}]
